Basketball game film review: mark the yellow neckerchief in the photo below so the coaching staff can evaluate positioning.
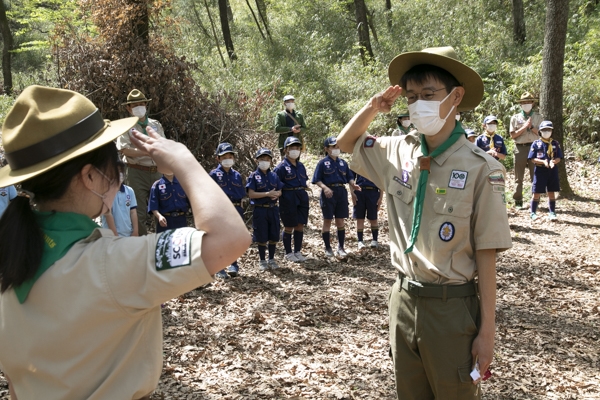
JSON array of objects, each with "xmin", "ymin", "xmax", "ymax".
[
  {"xmin": 485, "ymin": 132, "xmax": 495, "ymax": 150},
  {"xmin": 541, "ymin": 137, "xmax": 554, "ymax": 159}
]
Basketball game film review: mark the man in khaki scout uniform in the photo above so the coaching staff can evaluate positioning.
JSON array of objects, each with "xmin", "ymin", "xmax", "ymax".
[
  {"xmin": 509, "ymin": 92, "xmax": 543, "ymax": 209},
  {"xmin": 337, "ymin": 47, "xmax": 512, "ymax": 399},
  {"xmin": 117, "ymin": 89, "xmax": 165, "ymax": 235}
]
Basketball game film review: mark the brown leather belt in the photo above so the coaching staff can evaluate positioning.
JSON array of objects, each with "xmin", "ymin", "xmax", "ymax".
[{"xmin": 127, "ymin": 163, "xmax": 158, "ymax": 173}]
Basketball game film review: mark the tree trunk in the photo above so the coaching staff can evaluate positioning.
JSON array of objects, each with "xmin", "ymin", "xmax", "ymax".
[
  {"xmin": 366, "ymin": 6, "xmax": 378, "ymax": 43},
  {"xmin": 539, "ymin": 0, "xmax": 572, "ymax": 196},
  {"xmin": 0, "ymin": 0, "xmax": 13, "ymax": 95},
  {"xmin": 385, "ymin": 0, "xmax": 392, "ymax": 30},
  {"xmin": 218, "ymin": 0, "xmax": 237, "ymax": 61},
  {"xmin": 254, "ymin": 0, "xmax": 272, "ymax": 42},
  {"xmin": 354, "ymin": 0, "xmax": 374, "ymax": 64},
  {"xmin": 244, "ymin": 0, "xmax": 266, "ymax": 41},
  {"xmin": 203, "ymin": 0, "xmax": 227, "ymax": 68},
  {"xmin": 132, "ymin": 0, "xmax": 150, "ymax": 45},
  {"xmin": 512, "ymin": 0, "xmax": 526, "ymax": 44}
]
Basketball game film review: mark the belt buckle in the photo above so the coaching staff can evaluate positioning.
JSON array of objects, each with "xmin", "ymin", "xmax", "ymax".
[{"xmin": 408, "ymin": 280, "xmax": 423, "ymax": 295}]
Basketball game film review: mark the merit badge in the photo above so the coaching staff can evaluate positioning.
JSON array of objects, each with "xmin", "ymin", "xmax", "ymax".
[
  {"xmin": 487, "ymin": 172, "xmax": 505, "ymax": 185},
  {"xmin": 401, "ymin": 170, "xmax": 410, "ymax": 183},
  {"xmin": 448, "ymin": 170, "xmax": 468, "ymax": 190},
  {"xmin": 155, "ymin": 227, "xmax": 195, "ymax": 271},
  {"xmin": 364, "ymin": 136, "xmax": 376, "ymax": 148},
  {"xmin": 393, "ymin": 175, "xmax": 412, "ymax": 189},
  {"xmin": 439, "ymin": 222, "xmax": 455, "ymax": 242}
]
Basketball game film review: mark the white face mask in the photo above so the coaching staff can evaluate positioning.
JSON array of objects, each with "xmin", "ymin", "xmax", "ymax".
[
  {"xmin": 455, "ymin": 114, "xmax": 461, "ymax": 121},
  {"xmin": 407, "ymin": 88, "xmax": 456, "ymax": 136},
  {"xmin": 131, "ymin": 105, "xmax": 146, "ymax": 119},
  {"xmin": 258, "ymin": 161, "xmax": 271, "ymax": 171},
  {"xmin": 541, "ymin": 130, "xmax": 552, "ymax": 139},
  {"xmin": 221, "ymin": 159, "xmax": 234, "ymax": 168},
  {"xmin": 401, "ymin": 120, "xmax": 412, "ymax": 128},
  {"xmin": 285, "ymin": 102, "xmax": 296, "ymax": 111},
  {"xmin": 330, "ymin": 149, "xmax": 341, "ymax": 157},
  {"xmin": 521, "ymin": 104, "xmax": 533, "ymax": 113},
  {"xmin": 288, "ymin": 150, "xmax": 301, "ymax": 159},
  {"xmin": 90, "ymin": 168, "xmax": 118, "ymax": 217},
  {"xmin": 486, "ymin": 124, "xmax": 497, "ymax": 133}
]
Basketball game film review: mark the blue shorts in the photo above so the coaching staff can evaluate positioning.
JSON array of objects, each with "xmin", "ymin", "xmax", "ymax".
[
  {"xmin": 320, "ymin": 186, "xmax": 349, "ymax": 220},
  {"xmin": 279, "ymin": 189, "xmax": 309, "ymax": 227},
  {"xmin": 532, "ymin": 166, "xmax": 560, "ymax": 193},
  {"xmin": 156, "ymin": 215, "xmax": 187, "ymax": 233},
  {"xmin": 252, "ymin": 206, "xmax": 280, "ymax": 243},
  {"xmin": 353, "ymin": 188, "xmax": 380, "ymax": 220}
]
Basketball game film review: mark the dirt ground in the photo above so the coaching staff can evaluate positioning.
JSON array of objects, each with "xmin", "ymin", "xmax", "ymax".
[{"xmin": 1, "ymin": 158, "xmax": 598, "ymax": 399}]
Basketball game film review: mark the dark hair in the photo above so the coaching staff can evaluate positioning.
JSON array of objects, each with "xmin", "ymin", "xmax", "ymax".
[
  {"xmin": 400, "ymin": 64, "xmax": 461, "ymax": 92},
  {"xmin": 0, "ymin": 142, "xmax": 121, "ymax": 293}
]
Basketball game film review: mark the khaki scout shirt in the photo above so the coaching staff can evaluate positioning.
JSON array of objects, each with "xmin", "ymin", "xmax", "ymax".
[
  {"xmin": 351, "ymin": 133, "xmax": 512, "ymax": 284},
  {"xmin": 0, "ymin": 228, "xmax": 212, "ymax": 399},
  {"xmin": 509, "ymin": 111, "xmax": 543, "ymax": 145},
  {"xmin": 116, "ymin": 118, "xmax": 166, "ymax": 166}
]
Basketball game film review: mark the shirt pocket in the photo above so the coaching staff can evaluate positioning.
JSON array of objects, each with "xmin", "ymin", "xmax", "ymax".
[
  {"xmin": 429, "ymin": 195, "xmax": 472, "ymax": 256},
  {"xmin": 387, "ymin": 178, "xmax": 414, "ymax": 206},
  {"xmin": 284, "ymin": 171, "xmax": 297, "ymax": 181},
  {"xmin": 159, "ymin": 192, "xmax": 172, "ymax": 201}
]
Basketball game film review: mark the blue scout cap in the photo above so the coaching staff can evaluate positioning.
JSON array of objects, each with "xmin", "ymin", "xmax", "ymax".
[
  {"xmin": 483, "ymin": 115, "xmax": 498, "ymax": 125},
  {"xmin": 284, "ymin": 136, "xmax": 302, "ymax": 148},
  {"xmin": 255, "ymin": 148, "xmax": 273, "ymax": 159},
  {"xmin": 465, "ymin": 128, "xmax": 477, "ymax": 138},
  {"xmin": 216, "ymin": 142, "xmax": 235, "ymax": 156},
  {"xmin": 323, "ymin": 137, "xmax": 337, "ymax": 147},
  {"xmin": 539, "ymin": 121, "xmax": 553, "ymax": 130}
]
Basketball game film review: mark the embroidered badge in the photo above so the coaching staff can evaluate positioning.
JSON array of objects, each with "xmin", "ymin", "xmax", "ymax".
[
  {"xmin": 393, "ymin": 175, "xmax": 412, "ymax": 189},
  {"xmin": 216, "ymin": 171, "xmax": 223, "ymax": 177},
  {"xmin": 448, "ymin": 170, "xmax": 468, "ymax": 190},
  {"xmin": 501, "ymin": 193, "xmax": 507, "ymax": 204},
  {"xmin": 155, "ymin": 227, "xmax": 195, "ymax": 271},
  {"xmin": 126, "ymin": 201, "xmax": 131, "ymax": 207},
  {"xmin": 493, "ymin": 185, "xmax": 505, "ymax": 193},
  {"xmin": 255, "ymin": 175, "xmax": 262, "ymax": 181},
  {"xmin": 0, "ymin": 192, "xmax": 6, "ymax": 197},
  {"xmin": 401, "ymin": 170, "xmax": 410, "ymax": 183},
  {"xmin": 364, "ymin": 136, "xmax": 376, "ymax": 148},
  {"xmin": 159, "ymin": 184, "xmax": 166, "ymax": 190},
  {"xmin": 439, "ymin": 222, "xmax": 455, "ymax": 242},
  {"xmin": 537, "ymin": 152, "xmax": 544, "ymax": 158},
  {"xmin": 339, "ymin": 160, "xmax": 344, "ymax": 166},
  {"xmin": 403, "ymin": 160, "xmax": 414, "ymax": 172},
  {"xmin": 285, "ymin": 166, "xmax": 291, "ymax": 171},
  {"xmin": 487, "ymin": 172, "xmax": 505, "ymax": 185},
  {"xmin": 324, "ymin": 161, "xmax": 330, "ymax": 166},
  {"xmin": 436, "ymin": 188, "xmax": 447, "ymax": 195}
]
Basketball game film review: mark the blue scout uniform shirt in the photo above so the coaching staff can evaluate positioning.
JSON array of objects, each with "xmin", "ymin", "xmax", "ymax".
[
  {"xmin": 273, "ymin": 157, "xmax": 309, "ymax": 189},
  {"xmin": 246, "ymin": 168, "xmax": 284, "ymax": 206},
  {"xmin": 101, "ymin": 184, "xmax": 137, "ymax": 237},
  {"xmin": 209, "ymin": 164, "xmax": 246, "ymax": 202},
  {"xmin": 475, "ymin": 134, "xmax": 507, "ymax": 160},
  {"xmin": 311, "ymin": 155, "xmax": 354, "ymax": 186},
  {"xmin": 528, "ymin": 139, "xmax": 563, "ymax": 162},
  {"xmin": 148, "ymin": 176, "xmax": 191, "ymax": 215},
  {"xmin": 0, "ymin": 185, "xmax": 17, "ymax": 219}
]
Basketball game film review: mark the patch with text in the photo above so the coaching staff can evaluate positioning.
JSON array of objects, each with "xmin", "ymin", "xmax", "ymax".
[{"xmin": 155, "ymin": 227, "xmax": 195, "ymax": 271}]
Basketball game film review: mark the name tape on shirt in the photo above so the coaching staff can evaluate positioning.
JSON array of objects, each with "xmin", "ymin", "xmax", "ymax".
[
  {"xmin": 448, "ymin": 170, "xmax": 468, "ymax": 190},
  {"xmin": 155, "ymin": 227, "xmax": 195, "ymax": 271},
  {"xmin": 393, "ymin": 175, "xmax": 412, "ymax": 190},
  {"xmin": 487, "ymin": 172, "xmax": 506, "ymax": 186}
]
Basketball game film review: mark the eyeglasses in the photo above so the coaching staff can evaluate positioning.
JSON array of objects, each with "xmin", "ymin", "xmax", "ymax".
[
  {"xmin": 405, "ymin": 87, "xmax": 448, "ymax": 104},
  {"xmin": 94, "ymin": 166, "xmax": 124, "ymax": 187}
]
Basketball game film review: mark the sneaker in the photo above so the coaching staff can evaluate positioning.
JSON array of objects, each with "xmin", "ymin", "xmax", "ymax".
[
  {"xmin": 548, "ymin": 212, "xmax": 558, "ymax": 221},
  {"xmin": 370, "ymin": 240, "xmax": 378, "ymax": 248},
  {"xmin": 294, "ymin": 252, "xmax": 307, "ymax": 262},
  {"xmin": 258, "ymin": 260, "xmax": 269, "ymax": 272},
  {"xmin": 324, "ymin": 248, "xmax": 334, "ymax": 257},
  {"xmin": 357, "ymin": 241, "xmax": 367, "ymax": 250},
  {"xmin": 336, "ymin": 248, "xmax": 348, "ymax": 258},
  {"xmin": 268, "ymin": 259, "xmax": 280, "ymax": 269},
  {"xmin": 226, "ymin": 264, "xmax": 239, "ymax": 277},
  {"xmin": 284, "ymin": 252, "xmax": 300, "ymax": 263},
  {"xmin": 215, "ymin": 269, "xmax": 230, "ymax": 280},
  {"xmin": 530, "ymin": 213, "xmax": 538, "ymax": 221}
]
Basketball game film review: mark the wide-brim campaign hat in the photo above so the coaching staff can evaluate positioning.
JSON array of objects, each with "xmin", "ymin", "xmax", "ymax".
[
  {"xmin": 121, "ymin": 89, "xmax": 152, "ymax": 105},
  {"xmin": 388, "ymin": 46, "xmax": 484, "ymax": 112},
  {"xmin": 516, "ymin": 92, "xmax": 538, "ymax": 103},
  {"xmin": 397, "ymin": 110, "xmax": 410, "ymax": 118},
  {"xmin": 0, "ymin": 85, "xmax": 138, "ymax": 187}
]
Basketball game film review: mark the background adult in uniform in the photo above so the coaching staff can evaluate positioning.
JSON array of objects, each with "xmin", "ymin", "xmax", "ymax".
[
  {"xmin": 509, "ymin": 92, "xmax": 543, "ymax": 208},
  {"xmin": 274, "ymin": 95, "xmax": 307, "ymax": 155},
  {"xmin": 117, "ymin": 89, "xmax": 165, "ymax": 234},
  {"xmin": 336, "ymin": 47, "xmax": 512, "ymax": 399},
  {"xmin": 0, "ymin": 85, "xmax": 250, "ymax": 399},
  {"xmin": 391, "ymin": 110, "xmax": 414, "ymax": 137}
]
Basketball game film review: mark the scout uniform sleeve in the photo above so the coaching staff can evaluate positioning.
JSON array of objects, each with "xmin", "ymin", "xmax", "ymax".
[
  {"xmin": 311, "ymin": 160, "xmax": 323, "ymax": 184},
  {"xmin": 509, "ymin": 115, "xmax": 519, "ymax": 133},
  {"xmin": 8, "ymin": 185, "xmax": 17, "ymax": 201},
  {"xmin": 102, "ymin": 229, "xmax": 213, "ymax": 310},
  {"xmin": 554, "ymin": 141, "xmax": 564, "ymax": 159},
  {"xmin": 498, "ymin": 137, "xmax": 508, "ymax": 155},
  {"xmin": 527, "ymin": 142, "xmax": 537, "ymax": 159},
  {"xmin": 148, "ymin": 181, "xmax": 160, "ymax": 212},
  {"xmin": 350, "ymin": 133, "xmax": 396, "ymax": 190},
  {"xmin": 116, "ymin": 131, "xmax": 133, "ymax": 152},
  {"xmin": 275, "ymin": 174, "xmax": 284, "ymax": 191},
  {"xmin": 126, "ymin": 186, "xmax": 138, "ymax": 209},
  {"xmin": 246, "ymin": 172, "xmax": 256, "ymax": 191},
  {"xmin": 347, "ymin": 165, "xmax": 355, "ymax": 182}
]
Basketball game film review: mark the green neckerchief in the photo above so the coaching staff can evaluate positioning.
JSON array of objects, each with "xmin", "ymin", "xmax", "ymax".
[
  {"xmin": 405, "ymin": 122, "xmax": 465, "ymax": 254},
  {"xmin": 138, "ymin": 117, "xmax": 150, "ymax": 133},
  {"xmin": 14, "ymin": 211, "xmax": 99, "ymax": 304},
  {"xmin": 520, "ymin": 109, "xmax": 535, "ymax": 118}
]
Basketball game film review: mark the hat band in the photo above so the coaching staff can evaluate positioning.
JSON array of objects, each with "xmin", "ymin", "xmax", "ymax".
[{"xmin": 5, "ymin": 109, "xmax": 105, "ymax": 170}]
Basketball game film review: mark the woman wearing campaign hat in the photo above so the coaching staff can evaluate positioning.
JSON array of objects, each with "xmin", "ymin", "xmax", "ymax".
[
  {"xmin": 336, "ymin": 46, "xmax": 512, "ymax": 398},
  {"xmin": 0, "ymin": 85, "xmax": 250, "ymax": 398},
  {"xmin": 392, "ymin": 109, "xmax": 414, "ymax": 137}
]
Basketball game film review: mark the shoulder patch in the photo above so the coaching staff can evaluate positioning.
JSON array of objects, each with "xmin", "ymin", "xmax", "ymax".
[
  {"xmin": 488, "ymin": 172, "xmax": 505, "ymax": 186},
  {"xmin": 155, "ymin": 228, "xmax": 195, "ymax": 271},
  {"xmin": 364, "ymin": 136, "xmax": 377, "ymax": 148}
]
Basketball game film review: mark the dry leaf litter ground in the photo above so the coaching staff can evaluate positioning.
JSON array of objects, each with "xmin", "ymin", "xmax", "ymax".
[{"xmin": 0, "ymin": 156, "xmax": 598, "ymax": 400}]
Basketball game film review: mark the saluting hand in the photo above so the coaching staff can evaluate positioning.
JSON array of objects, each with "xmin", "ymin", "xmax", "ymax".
[{"xmin": 369, "ymin": 85, "xmax": 403, "ymax": 113}]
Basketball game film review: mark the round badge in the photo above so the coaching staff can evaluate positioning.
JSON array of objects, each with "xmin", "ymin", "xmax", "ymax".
[
  {"xmin": 401, "ymin": 170, "xmax": 409, "ymax": 183},
  {"xmin": 439, "ymin": 222, "xmax": 455, "ymax": 242},
  {"xmin": 365, "ymin": 138, "xmax": 374, "ymax": 147}
]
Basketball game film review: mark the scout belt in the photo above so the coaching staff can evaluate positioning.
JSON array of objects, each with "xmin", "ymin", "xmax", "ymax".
[
  {"xmin": 254, "ymin": 203, "xmax": 277, "ymax": 208},
  {"xmin": 399, "ymin": 274, "xmax": 476, "ymax": 299},
  {"xmin": 361, "ymin": 186, "xmax": 377, "ymax": 190},
  {"xmin": 282, "ymin": 187, "xmax": 307, "ymax": 191},
  {"xmin": 127, "ymin": 163, "xmax": 158, "ymax": 173},
  {"xmin": 327, "ymin": 183, "xmax": 344, "ymax": 187},
  {"xmin": 163, "ymin": 211, "xmax": 186, "ymax": 217}
]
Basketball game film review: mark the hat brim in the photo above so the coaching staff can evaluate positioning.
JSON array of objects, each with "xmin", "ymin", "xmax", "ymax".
[
  {"xmin": 121, "ymin": 99, "xmax": 152, "ymax": 106},
  {"xmin": 217, "ymin": 150, "xmax": 236, "ymax": 156},
  {"xmin": 516, "ymin": 98, "xmax": 538, "ymax": 103},
  {"xmin": 0, "ymin": 117, "xmax": 139, "ymax": 187},
  {"xmin": 388, "ymin": 51, "xmax": 484, "ymax": 112}
]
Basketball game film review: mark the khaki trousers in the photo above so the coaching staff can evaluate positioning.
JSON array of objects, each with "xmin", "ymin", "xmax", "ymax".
[
  {"xmin": 388, "ymin": 277, "xmax": 481, "ymax": 400},
  {"xmin": 125, "ymin": 166, "xmax": 162, "ymax": 235},
  {"xmin": 513, "ymin": 143, "xmax": 535, "ymax": 202}
]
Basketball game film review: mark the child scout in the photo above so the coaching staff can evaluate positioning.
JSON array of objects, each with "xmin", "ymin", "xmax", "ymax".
[
  {"xmin": 311, "ymin": 137, "xmax": 360, "ymax": 258},
  {"xmin": 336, "ymin": 46, "xmax": 512, "ymax": 399},
  {"xmin": 101, "ymin": 183, "xmax": 138, "ymax": 237},
  {"xmin": 350, "ymin": 172, "xmax": 383, "ymax": 250},
  {"xmin": 476, "ymin": 115, "xmax": 507, "ymax": 161},
  {"xmin": 148, "ymin": 173, "xmax": 191, "ymax": 233},
  {"xmin": 209, "ymin": 142, "xmax": 247, "ymax": 278},
  {"xmin": 246, "ymin": 148, "xmax": 284, "ymax": 271},
  {"xmin": 527, "ymin": 120, "xmax": 563, "ymax": 221},
  {"xmin": 273, "ymin": 136, "xmax": 310, "ymax": 263}
]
